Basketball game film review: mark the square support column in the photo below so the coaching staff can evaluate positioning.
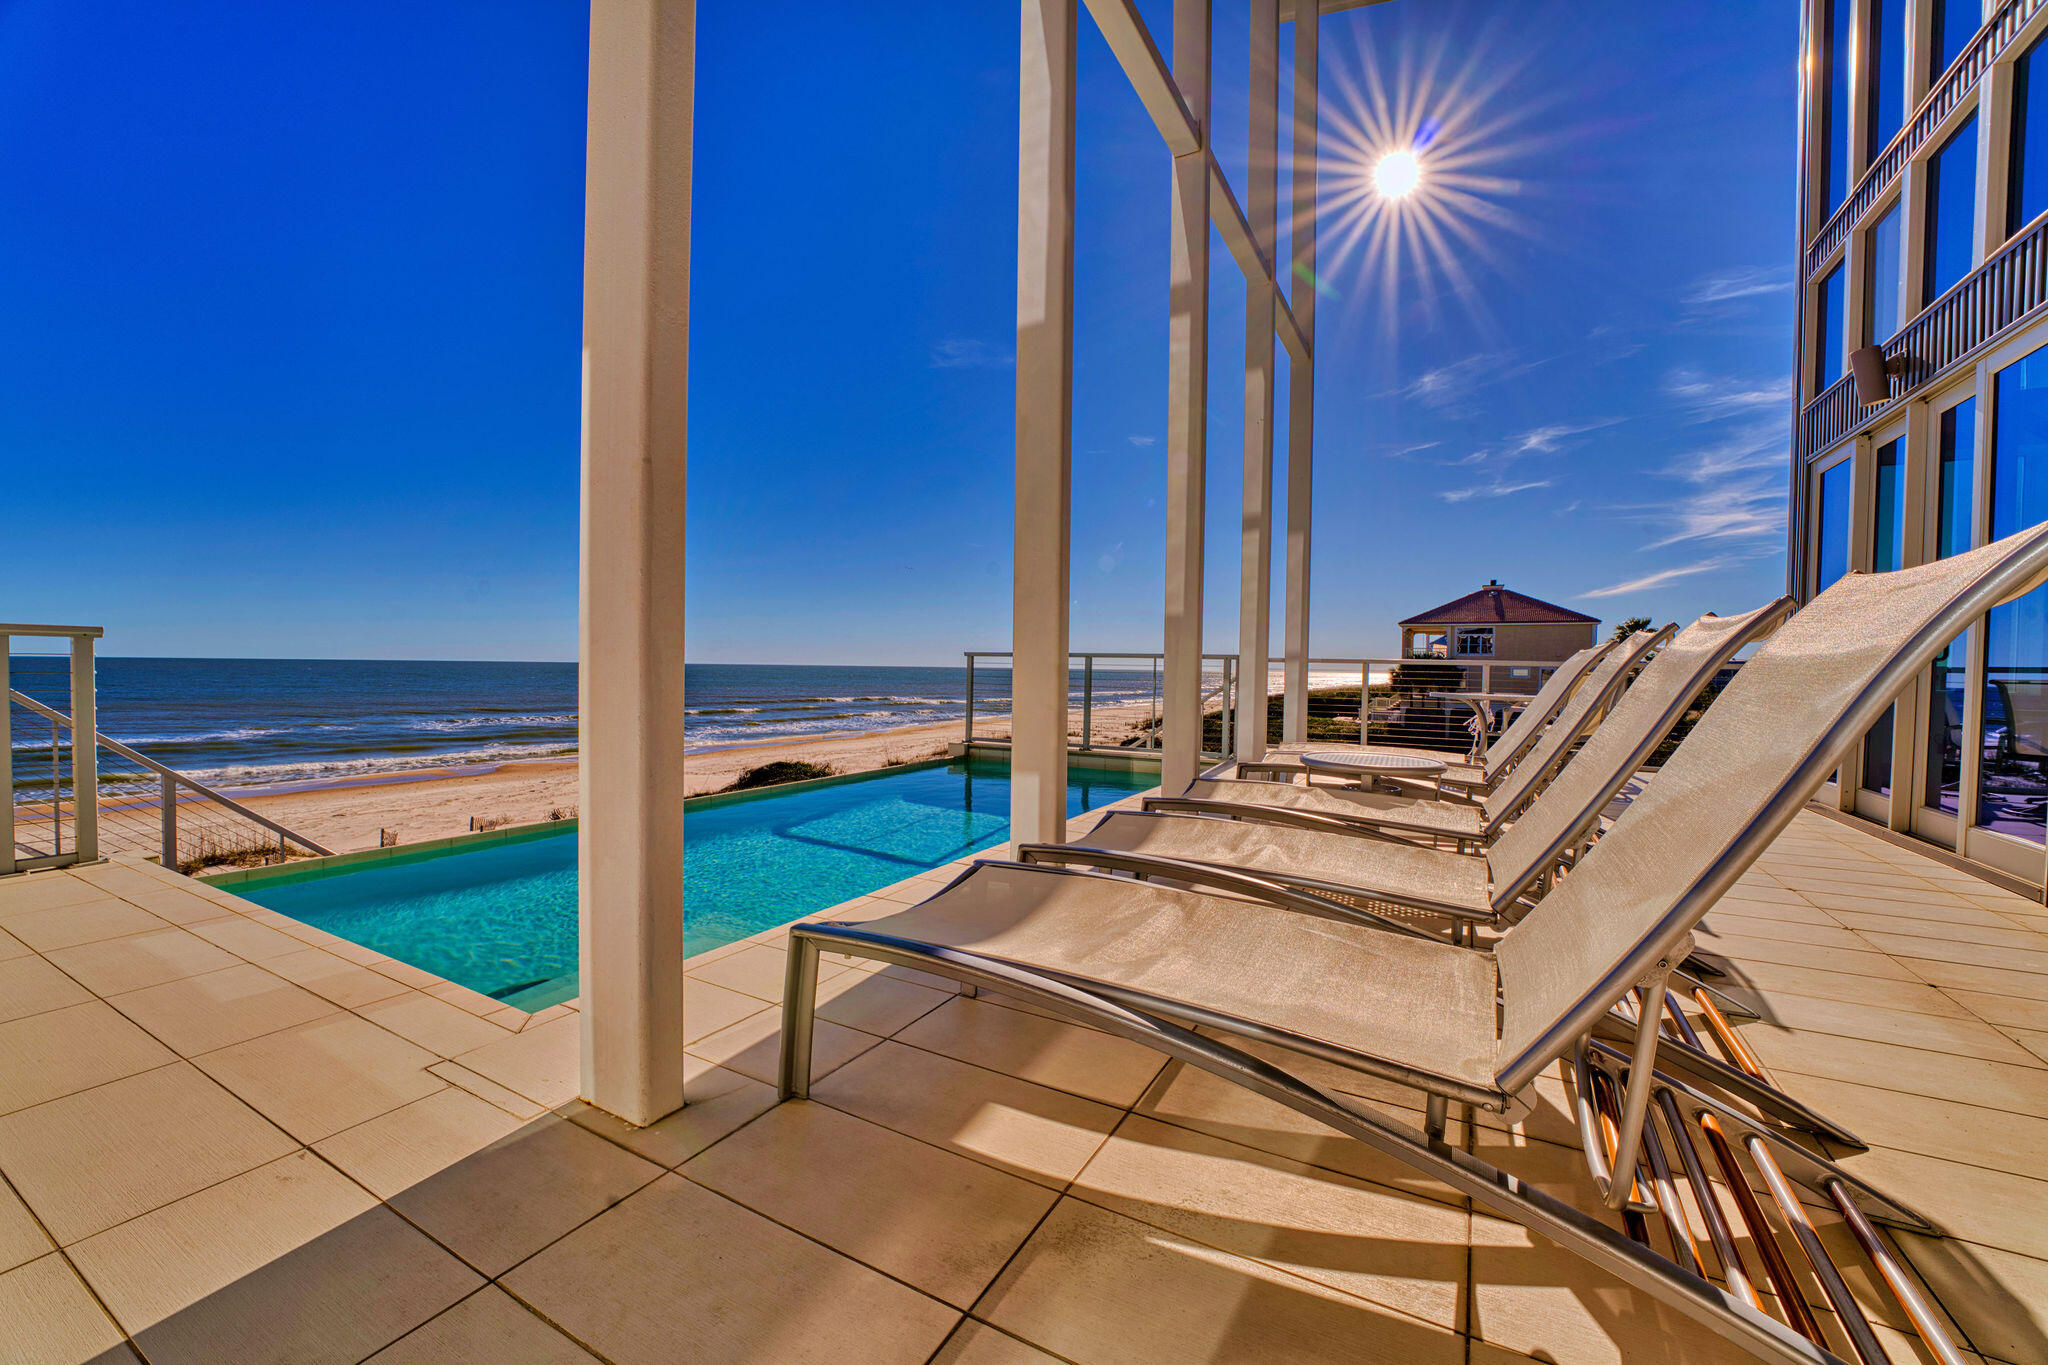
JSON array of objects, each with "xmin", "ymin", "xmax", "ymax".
[
  {"xmin": 1281, "ymin": 0, "xmax": 1317, "ymax": 744},
  {"xmin": 1011, "ymin": 0, "xmax": 1078, "ymax": 851},
  {"xmin": 578, "ymin": 0, "xmax": 693, "ymax": 1127},
  {"xmin": 1162, "ymin": 0, "xmax": 1212, "ymax": 796},
  {"xmin": 1236, "ymin": 0, "xmax": 1279, "ymax": 763}
]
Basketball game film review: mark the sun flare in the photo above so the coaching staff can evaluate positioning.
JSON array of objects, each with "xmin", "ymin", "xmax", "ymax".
[{"xmin": 1373, "ymin": 149, "xmax": 1422, "ymax": 198}]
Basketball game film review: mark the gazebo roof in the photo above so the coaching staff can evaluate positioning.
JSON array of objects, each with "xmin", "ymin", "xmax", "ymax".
[{"xmin": 1399, "ymin": 580, "xmax": 1598, "ymax": 628}]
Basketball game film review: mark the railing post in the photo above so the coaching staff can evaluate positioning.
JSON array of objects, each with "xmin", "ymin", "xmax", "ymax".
[
  {"xmin": 160, "ymin": 773, "xmax": 178, "ymax": 870},
  {"xmin": 1359, "ymin": 662, "xmax": 1369, "ymax": 739},
  {"xmin": 70, "ymin": 635, "xmax": 96, "ymax": 863},
  {"xmin": 50, "ymin": 721, "xmax": 61, "ymax": 856},
  {"xmin": 963, "ymin": 653, "xmax": 976, "ymax": 746},
  {"xmin": 1, "ymin": 633, "xmax": 13, "ymax": 876},
  {"xmin": 1081, "ymin": 655, "xmax": 1093, "ymax": 751}
]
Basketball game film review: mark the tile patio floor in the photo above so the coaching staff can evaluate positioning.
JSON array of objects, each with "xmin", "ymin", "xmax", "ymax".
[{"xmin": 3, "ymin": 803, "xmax": 2048, "ymax": 1363}]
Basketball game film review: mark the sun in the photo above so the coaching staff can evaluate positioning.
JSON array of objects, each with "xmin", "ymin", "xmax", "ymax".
[{"xmin": 1373, "ymin": 149, "xmax": 1422, "ymax": 199}]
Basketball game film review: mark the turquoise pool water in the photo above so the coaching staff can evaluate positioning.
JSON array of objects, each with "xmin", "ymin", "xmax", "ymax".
[{"xmin": 232, "ymin": 758, "xmax": 1154, "ymax": 1010}]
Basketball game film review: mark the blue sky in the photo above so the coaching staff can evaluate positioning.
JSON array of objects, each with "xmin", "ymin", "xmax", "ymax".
[{"xmin": 3, "ymin": 0, "xmax": 1796, "ymax": 664}]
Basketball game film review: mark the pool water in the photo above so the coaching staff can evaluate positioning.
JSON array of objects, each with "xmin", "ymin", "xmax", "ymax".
[{"xmin": 233, "ymin": 758, "xmax": 1155, "ymax": 1010}]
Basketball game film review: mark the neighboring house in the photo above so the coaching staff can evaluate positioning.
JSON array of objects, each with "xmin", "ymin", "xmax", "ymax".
[{"xmin": 1398, "ymin": 580, "xmax": 1598, "ymax": 662}]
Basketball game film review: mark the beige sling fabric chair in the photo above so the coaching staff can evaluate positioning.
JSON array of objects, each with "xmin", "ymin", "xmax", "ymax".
[
  {"xmin": 782, "ymin": 524, "xmax": 2048, "ymax": 1365},
  {"xmin": 1246, "ymin": 637, "xmax": 1620, "ymax": 792},
  {"xmin": 1153, "ymin": 625, "xmax": 1673, "ymax": 846}
]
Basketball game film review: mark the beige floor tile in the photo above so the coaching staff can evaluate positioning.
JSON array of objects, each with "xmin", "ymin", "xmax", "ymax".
[
  {"xmin": 0, "ymin": 1002, "xmax": 176, "ymax": 1117},
  {"xmin": 0, "ymin": 872, "xmax": 108, "ymax": 915},
  {"xmin": 73, "ymin": 1151, "xmax": 479, "ymax": 1365},
  {"xmin": 43, "ymin": 927, "xmax": 241, "ymax": 997},
  {"xmin": 358, "ymin": 992, "xmax": 512, "ymax": 1057},
  {"xmin": 1898, "ymin": 956, "xmax": 2048, "ymax": 1000},
  {"xmin": 1896, "ymin": 1232, "xmax": 2048, "ymax": 1364},
  {"xmin": 504, "ymin": 1174, "xmax": 958, "ymax": 1365},
  {"xmin": 114, "ymin": 886, "xmax": 234, "ymax": 928},
  {"xmin": 428, "ymin": 1060, "xmax": 548, "ymax": 1120},
  {"xmin": 382, "ymin": 1112, "xmax": 662, "ymax": 1276},
  {"xmin": 689, "ymin": 1003, "xmax": 881, "ymax": 1086},
  {"xmin": 0, "ymin": 1062, "xmax": 296, "ymax": 1245},
  {"xmin": 1697, "ymin": 932, "xmax": 1920, "ymax": 981},
  {"xmin": 1830, "ymin": 1143, "xmax": 2048, "ymax": 1261},
  {"xmin": 70, "ymin": 863, "xmax": 174, "ymax": 899},
  {"xmin": 0, "ymin": 927, "xmax": 28, "ymax": 961},
  {"xmin": 1745, "ymin": 1028, "xmax": 2048, "ymax": 1116},
  {"xmin": 1743, "ymin": 991, "xmax": 2044, "ymax": 1066},
  {"xmin": 0, "ymin": 1254, "xmax": 134, "ymax": 1365},
  {"xmin": 196, "ymin": 1013, "xmax": 443, "ymax": 1143},
  {"xmin": 424, "ymin": 980, "xmax": 507, "ymax": 1017},
  {"xmin": 684, "ymin": 1099, "xmax": 1058, "ymax": 1307},
  {"xmin": 1864, "ymin": 931, "xmax": 2048, "ymax": 978},
  {"xmin": 928, "ymin": 1320, "xmax": 1063, "ymax": 1365},
  {"xmin": 977, "ymin": 1196, "xmax": 1464, "ymax": 1364},
  {"xmin": 1833, "ymin": 911, "xmax": 2048, "ymax": 952},
  {"xmin": 680, "ymin": 978, "xmax": 771, "ymax": 1044},
  {"xmin": 687, "ymin": 942, "xmax": 799, "ymax": 1001},
  {"xmin": 313, "ymin": 1087, "xmax": 524, "ymax": 1198},
  {"xmin": 1709, "ymin": 958, "xmax": 1968, "ymax": 1018},
  {"xmin": 814, "ymin": 969, "xmax": 954, "ymax": 1037},
  {"xmin": 557, "ymin": 1055, "xmax": 775, "ymax": 1167},
  {"xmin": 449, "ymin": 1013, "xmax": 579, "ymax": 1108},
  {"xmin": 107, "ymin": 964, "xmax": 335, "ymax": 1056},
  {"xmin": 182, "ymin": 915, "xmax": 308, "ymax": 962},
  {"xmin": 1696, "ymin": 917, "xmax": 1868, "ymax": 951},
  {"xmin": 1467, "ymin": 1212, "xmax": 1763, "ymax": 1365},
  {"xmin": 1765, "ymin": 1074, "xmax": 2048, "ymax": 1182},
  {"xmin": 367, "ymin": 1286, "xmax": 599, "ymax": 1363},
  {"xmin": 812, "ymin": 1041, "xmax": 1121, "ymax": 1188},
  {"xmin": 365, "ymin": 956, "xmax": 444, "ymax": 989},
  {"xmin": 1952, "ymin": 989, "xmax": 2048, "ymax": 1033},
  {"xmin": 0, "ymin": 900, "xmax": 165, "ymax": 954},
  {"xmin": 0, "ymin": 955, "xmax": 92, "ymax": 1024},
  {"xmin": 895, "ymin": 996, "xmax": 1167, "ymax": 1107},
  {"xmin": 260, "ymin": 946, "xmax": 412, "ymax": 1008},
  {"xmin": 0, "ymin": 1180, "xmax": 52, "ymax": 1275},
  {"xmin": 1073, "ymin": 1114, "xmax": 1469, "ymax": 1330}
]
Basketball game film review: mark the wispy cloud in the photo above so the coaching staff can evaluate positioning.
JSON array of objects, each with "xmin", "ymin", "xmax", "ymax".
[
  {"xmin": 1509, "ymin": 417, "xmax": 1620, "ymax": 456},
  {"xmin": 1580, "ymin": 557, "xmax": 1732, "ymax": 600},
  {"xmin": 1127, "ymin": 434, "xmax": 1156, "ymax": 448},
  {"xmin": 1639, "ymin": 475, "xmax": 1786, "ymax": 549},
  {"xmin": 1664, "ymin": 368, "xmax": 1786, "ymax": 420},
  {"xmin": 1440, "ymin": 476, "xmax": 1554, "ymax": 504},
  {"xmin": 1383, "ymin": 439, "xmax": 1441, "ymax": 460},
  {"xmin": 929, "ymin": 338, "xmax": 1012, "ymax": 370},
  {"xmin": 1685, "ymin": 267, "xmax": 1792, "ymax": 307},
  {"xmin": 1394, "ymin": 350, "xmax": 1550, "ymax": 416}
]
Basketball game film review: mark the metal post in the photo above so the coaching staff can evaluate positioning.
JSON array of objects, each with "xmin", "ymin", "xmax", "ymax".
[
  {"xmin": 160, "ymin": 772, "xmax": 178, "ymax": 869},
  {"xmin": 1358, "ymin": 662, "xmax": 1369, "ymax": 740},
  {"xmin": 0, "ymin": 634, "xmax": 12, "ymax": 875},
  {"xmin": 70, "ymin": 635, "xmax": 96, "ymax": 863},
  {"xmin": 51, "ymin": 721, "xmax": 62, "ymax": 856},
  {"xmin": 1012, "ymin": 0, "xmax": 1078, "ymax": 848},
  {"xmin": 1081, "ymin": 655, "xmax": 1093, "ymax": 751},
  {"xmin": 1236, "ymin": 0, "xmax": 1278, "ymax": 764},
  {"xmin": 964, "ymin": 653, "xmax": 976, "ymax": 745}
]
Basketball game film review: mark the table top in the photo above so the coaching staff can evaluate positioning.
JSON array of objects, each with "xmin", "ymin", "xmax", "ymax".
[{"xmin": 1298, "ymin": 750, "xmax": 1447, "ymax": 776}]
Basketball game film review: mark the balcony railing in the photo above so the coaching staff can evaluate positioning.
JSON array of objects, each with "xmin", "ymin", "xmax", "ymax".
[
  {"xmin": 1804, "ymin": 0, "xmax": 2040, "ymax": 279},
  {"xmin": 4, "ymin": 624, "xmax": 100, "ymax": 873},
  {"xmin": 1802, "ymin": 207, "xmax": 2048, "ymax": 457},
  {"xmin": 961, "ymin": 652, "xmax": 1241, "ymax": 759}
]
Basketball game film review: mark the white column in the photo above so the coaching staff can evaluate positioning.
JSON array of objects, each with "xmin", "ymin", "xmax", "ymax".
[
  {"xmin": 70, "ymin": 637, "xmax": 95, "ymax": 863},
  {"xmin": 1236, "ymin": 0, "xmax": 1278, "ymax": 763},
  {"xmin": 1281, "ymin": 1, "xmax": 1317, "ymax": 744},
  {"xmin": 1011, "ymin": 0, "xmax": 1077, "ymax": 850},
  {"xmin": 578, "ymin": 0, "xmax": 693, "ymax": 1127},
  {"xmin": 1, "ymin": 635, "xmax": 12, "ymax": 876},
  {"xmin": 1162, "ymin": 0, "xmax": 1212, "ymax": 795}
]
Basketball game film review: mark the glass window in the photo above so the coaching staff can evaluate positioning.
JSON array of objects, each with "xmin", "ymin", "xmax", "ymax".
[
  {"xmin": 1456, "ymin": 629, "xmax": 1494, "ymax": 656},
  {"xmin": 1869, "ymin": 0, "xmax": 1909, "ymax": 158},
  {"xmin": 1979, "ymin": 355, "xmax": 2048, "ymax": 842},
  {"xmin": 1863, "ymin": 438, "xmax": 1907, "ymax": 794},
  {"xmin": 1868, "ymin": 202, "xmax": 1903, "ymax": 343},
  {"xmin": 1928, "ymin": 397, "xmax": 1977, "ymax": 815},
  {"xmin": 1823, "ymin": 0, "xmax": 1854, "ymax": 210},
  {"xmin": 1816, "ymin": 263, "xmax": 1847, "ymax": 391},
  {"xmin": 2014, "ymin": 33, "xmax": 2048, "ymax": 235},
  {"xmin": 1924, "ymin": 114, "xmax": 1979, "ymax": 306},
  {"xmin": 1931, "ymin": 0, "xmax": 1980, "ymax": 85},
  {"xmin": 1815, "ymin": 457, "xmax": 1853, "ymax": 594}
]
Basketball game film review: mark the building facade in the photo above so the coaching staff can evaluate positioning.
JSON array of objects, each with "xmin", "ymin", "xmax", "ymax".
[
  {"xmin": 1793, "ymin": 0, "xmax": 2048, "ymax": 888},
  {"xmin": 1397, "ymin": 580, "xmax": 1598, "ymax": 662}
]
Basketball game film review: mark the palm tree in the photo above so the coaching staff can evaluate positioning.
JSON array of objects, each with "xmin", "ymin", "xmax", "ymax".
[{"xmin": 1610, "ymin": 616, "xmax": 1652, "ymax": 642}]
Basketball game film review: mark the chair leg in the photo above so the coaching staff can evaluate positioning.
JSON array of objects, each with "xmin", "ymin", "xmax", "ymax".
[{"xmin": 777, "ymin": 933, "xmax": 822, "ymax": 1100}]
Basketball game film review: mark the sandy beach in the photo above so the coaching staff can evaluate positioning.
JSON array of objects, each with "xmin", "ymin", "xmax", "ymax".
[{"xmin": 235, "ymin": 700, "xmax": 1163, "ymax": 855}]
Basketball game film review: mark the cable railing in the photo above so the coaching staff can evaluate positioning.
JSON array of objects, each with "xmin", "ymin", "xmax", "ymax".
[
  {"xmin": 961, "ymin": 652, "xmax": 1242, "ymax": 759},
  {"xmin": 1296, "ymin": 655, "xmax": 1560, "ymax": 757}
]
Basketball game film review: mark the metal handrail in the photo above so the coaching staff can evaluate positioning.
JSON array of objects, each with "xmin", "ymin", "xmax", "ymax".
[
  {"xmin": 1804, "ymin": 0, "xmax": 2042, "ymax": 278},
  {"xmin": 961, "ymin": 650, "xmax": 1241, "ymax": 757},
  {"xmin": 9, "ymin": 688, "xmax": 332, "ymax": 861}
]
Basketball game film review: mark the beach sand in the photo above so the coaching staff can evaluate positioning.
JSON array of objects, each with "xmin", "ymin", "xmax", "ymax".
[{"xmin": 237, "ymin": 700, "xmax": 1163, "ymax": 855}]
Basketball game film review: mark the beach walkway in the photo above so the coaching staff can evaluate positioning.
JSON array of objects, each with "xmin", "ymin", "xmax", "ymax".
[{"xmin": 1, "ymin": 803, "xmax": 2046, "ymax": 1363}]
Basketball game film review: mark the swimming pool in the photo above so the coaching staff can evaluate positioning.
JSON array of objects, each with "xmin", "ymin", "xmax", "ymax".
[{"xmin": 230, "ymin": 757, "xmax": 1155, "ymax": 1010}]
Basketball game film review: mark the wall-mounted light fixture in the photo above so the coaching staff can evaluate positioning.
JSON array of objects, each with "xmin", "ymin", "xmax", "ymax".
[{"xmin": 1849, "ymin": 345, "xmax": 1910, "ymax": 405}]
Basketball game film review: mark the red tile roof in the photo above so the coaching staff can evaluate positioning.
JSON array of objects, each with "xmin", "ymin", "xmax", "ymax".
[{"xmin": 1399, "ymin": 581, "xmax": 1599, "ymax": 628}]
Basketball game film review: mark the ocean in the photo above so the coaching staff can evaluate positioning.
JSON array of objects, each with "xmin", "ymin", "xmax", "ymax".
[{"xmin": 4, "ymin": 656, "xmax": 1168, "ymax": 795}]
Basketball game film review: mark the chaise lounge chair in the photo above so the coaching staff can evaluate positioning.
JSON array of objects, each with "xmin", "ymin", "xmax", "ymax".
[
  {"xmin": 1154, "ymin": 625, "xmax": 1673, "ymax": 848},
  {"xmin": 780, "ymin": 526, "xmax": 2048, "ymax": 1365}
]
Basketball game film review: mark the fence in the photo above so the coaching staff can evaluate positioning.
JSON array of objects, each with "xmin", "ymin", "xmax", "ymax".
[{"xmin": 961, "ymin": 653, "xmax": 1242, "ymax": 759}]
